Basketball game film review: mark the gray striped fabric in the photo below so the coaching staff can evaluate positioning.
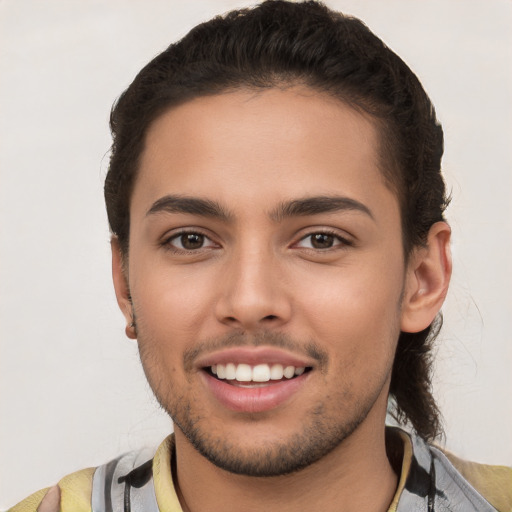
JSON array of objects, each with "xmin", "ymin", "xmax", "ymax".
[
  {"xmin": 394, "ymin": 430, "xmax": 498, "ymax": 512},
  {"xmin": 91, "ymin": 448, "xmax": 159, "ymax": 512},
  {"xmin": 91, "ymin": 429, "xmax": 499, "ymax": 511}
]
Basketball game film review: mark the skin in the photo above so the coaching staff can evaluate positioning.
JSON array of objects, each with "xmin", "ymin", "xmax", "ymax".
[
  {"xmin": 36, "ymin": 486, "xmax": 59, "ymax": 512},
  {"xmin": 107, "ymin": 87, "xmax": 451, "ymax": 512}
]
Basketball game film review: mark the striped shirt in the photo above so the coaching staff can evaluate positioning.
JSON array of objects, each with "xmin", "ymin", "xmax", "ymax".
[{"xmin": 9, "ymin": 428, "xmax": 512, "ymax": 511}]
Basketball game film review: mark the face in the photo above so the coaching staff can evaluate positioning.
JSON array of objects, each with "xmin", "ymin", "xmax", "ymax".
[{"xmin": 117, "ymin": 87, "xmax": 413, "ymax": 476}]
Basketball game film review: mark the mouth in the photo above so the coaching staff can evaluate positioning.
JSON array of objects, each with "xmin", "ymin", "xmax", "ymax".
[
  {"xmin": 205, "ymin": 363, "xmax": 312, "ymax": 388},
  {"xmin": 200, "ymin": 362, "xmax": 312, "ymax": 413},
  {"xmin": 196, "ymin": 346, "xmax": 316, "ymax": 412}
]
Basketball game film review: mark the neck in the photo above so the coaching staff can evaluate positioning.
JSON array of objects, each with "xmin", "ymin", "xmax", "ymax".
[{"xmin": 172, "ymin": 417, "xmax": 399, "ymax": 512}]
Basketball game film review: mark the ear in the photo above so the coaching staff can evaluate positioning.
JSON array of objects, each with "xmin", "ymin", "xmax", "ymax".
[
  {"xmin": 111, "ymin": 237, "xmax": 137, "ymax": 339},
  {"xmin": 401, "ymin": 222, "xmax": 452, "ymax": 333}
]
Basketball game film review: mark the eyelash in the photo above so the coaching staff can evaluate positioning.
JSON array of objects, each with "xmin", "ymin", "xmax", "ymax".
[
  {"xmin": 294, "ymin": 230, "xmax": 353, "ymax": 251},
  {"xmin": 162, "ymin": 229, "xmax": 218, "ymax": 253},
  {"xmin": 161, "ymin": 228, "xmax": 353, "ymax": 254}
]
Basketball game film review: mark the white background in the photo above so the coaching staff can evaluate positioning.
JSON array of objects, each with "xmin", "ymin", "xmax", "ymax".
[{"xmin": 1, "ymin": 0, "xmax": 511, "ymax": 508}]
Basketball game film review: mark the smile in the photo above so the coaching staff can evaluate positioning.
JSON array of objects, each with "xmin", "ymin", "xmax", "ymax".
[
  {"xmin": 195, "ymin": 346, "xmax": 316, "ymax": 412},
  {"xmin": 210, "ymin": 363, "xmax": 308, "ymax": 383},
  {"xmin": 201, "ymin": 365, "xmax": 312, "ymax": 413}
]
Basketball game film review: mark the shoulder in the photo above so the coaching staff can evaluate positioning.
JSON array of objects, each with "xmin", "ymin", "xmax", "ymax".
[
  {"xmin": 7, "ymin": 437, "xmax": 175, "ymax": 512},
  {"xmin": 390, "ymin": 427, "xmax": 512, "ymax": 512},
  {"xmin": 440, "ymin": 448, "xmax": 512, "ymax": 512},
  {"xmin": 8, "ymin": 467, "xmax": 95, "ymax": 512}
]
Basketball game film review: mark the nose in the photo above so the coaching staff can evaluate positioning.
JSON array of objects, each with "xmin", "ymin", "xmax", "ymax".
[{"xmin": 214, "ymin": 245, "xmax": 292, "ymax": 331}]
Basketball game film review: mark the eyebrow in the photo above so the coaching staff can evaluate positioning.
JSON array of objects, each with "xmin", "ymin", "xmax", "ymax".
[
  {"xmin": 146, "ymin": 195, "xmax": 232, "ymax": 221},
  {"xmin": 146, "ymin": 194, "xmax": 373, "ymax": 223},
  {"xmin": 270, "ymin": 196, "xmax": 374, "ymax": 222}
]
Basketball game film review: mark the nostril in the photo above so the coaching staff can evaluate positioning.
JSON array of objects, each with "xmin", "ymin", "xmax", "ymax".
[{"xmin": 263, "ymin": 315, "xmax": 278, "ymax": 321}]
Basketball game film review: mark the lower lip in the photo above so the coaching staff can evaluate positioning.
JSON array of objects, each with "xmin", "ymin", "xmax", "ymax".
[{"xmin": 202, "ymin": 371, "xmax": 309, "ymax": 413}]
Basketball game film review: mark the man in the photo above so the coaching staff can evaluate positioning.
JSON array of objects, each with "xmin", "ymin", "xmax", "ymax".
[{"xmin": 10, "ymin": 1, "xmax": 511, "ymax": 511}]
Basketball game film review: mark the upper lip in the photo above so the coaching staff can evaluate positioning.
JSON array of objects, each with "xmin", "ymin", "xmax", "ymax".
[{"xmin": 195, "ymin": 346, "xmax": 315, "ymax": 369}]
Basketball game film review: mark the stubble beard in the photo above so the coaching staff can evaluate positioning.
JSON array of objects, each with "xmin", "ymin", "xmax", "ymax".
[
  {"xmin": 137, "ymin": 331, "xmax": 394, "ymax": 478},
  {"xmin": 169, "ymin": 394, "xmax": 381, "ymax": 477}
]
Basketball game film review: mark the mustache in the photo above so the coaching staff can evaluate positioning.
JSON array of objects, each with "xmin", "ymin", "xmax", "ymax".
[{"xmin": 183, "ymin": 331, "xmax": 329, "ymax": 371}]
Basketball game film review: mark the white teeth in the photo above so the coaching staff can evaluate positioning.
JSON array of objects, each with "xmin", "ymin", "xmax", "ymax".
[
  {"xmin": 283, "ymin": 366, "xmax": 295, "ymax": 379},
  {"xmin": 217, "ymin": 364, "xmax": 226, "ymax": 379},
  {"xmin": 252, "ymin": 364, "xmax": 270, "ymax": 382},
  {"xmin": 225, "ymin": 363, "xmax": 236, "ymax": 380},
  {"xmin": 269, "ymin": 364, "xmax": 284, "ymax": 380},
  {"xmin": 235, "ymin": 363, "xmax": 252, "ymax": 382},
  {"xmin": 211, "ymin": 363, "xmax": 307, "ymax": 382}
]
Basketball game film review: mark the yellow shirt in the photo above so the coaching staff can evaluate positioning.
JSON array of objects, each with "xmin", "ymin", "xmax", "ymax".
[{"xmin": 9, "ymin": 430, "xmax": 512, "ymax": 511}]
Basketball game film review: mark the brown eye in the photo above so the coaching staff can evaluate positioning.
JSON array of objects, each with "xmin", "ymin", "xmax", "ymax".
[
  {"xmin": 295, "ymin": 231, "xmax": 349, "ymax": 250},
  {"xmin": 310, "ymin": 233, "xmax": 335, "ymax": 249},
  {"xmin": 167, "ymin": 231, "xmax": 217, "ymax": 251},
  {"xmin": 180, "ymin": 233, "xmax": 205, "ymax": 250}
]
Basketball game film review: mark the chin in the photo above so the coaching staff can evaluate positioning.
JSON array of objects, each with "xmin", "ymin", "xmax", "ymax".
[{"xmin": 171, "ymin": 397, "xmax": 375, "ymax": 477}]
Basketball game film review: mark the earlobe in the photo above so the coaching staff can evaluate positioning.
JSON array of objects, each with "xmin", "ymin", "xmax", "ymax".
[
  {"xmin": 111, "ymin": 237, "xmax": 137, "ymax": 339},
  {"xmin": 401, "ymin": 222, "xmax": 452, "ymax": 333}
]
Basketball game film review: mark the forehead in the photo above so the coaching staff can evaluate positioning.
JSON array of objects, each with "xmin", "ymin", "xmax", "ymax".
[{"xmin": 132, "ymin": 87, "xmax": 398, "ymax": 223}]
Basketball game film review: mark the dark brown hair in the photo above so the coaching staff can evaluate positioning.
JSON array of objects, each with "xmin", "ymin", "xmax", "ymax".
[{"xmin": 105, "ymin": 0, "xmax": 449, "ymax": 440}]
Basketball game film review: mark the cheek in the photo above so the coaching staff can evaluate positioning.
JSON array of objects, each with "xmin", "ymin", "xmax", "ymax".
[
  {"xmin": 132, "ymin": 270, "xmax": 211, "ymax": 392},
  {"xmin": 129, "ymin": 261, "xmax": 221, "ymax": 370},
  {"xmin": 293, "ymin": 259, "xmax": 404, "ymax": 361}
]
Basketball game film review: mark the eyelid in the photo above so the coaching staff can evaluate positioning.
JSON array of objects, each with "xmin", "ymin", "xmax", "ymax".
[
  {"xmin": 161, "ymin": 228, "xmax": 220, "ymax": 252},
  {"xmin": 292, "ymin": 228, "xmax": 354, "ymax": 249}
]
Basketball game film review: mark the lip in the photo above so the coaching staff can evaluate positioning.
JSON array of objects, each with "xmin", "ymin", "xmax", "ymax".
[
  {"xmin": 195, "ymin": 346, "xmax": 314, "ymax": 369},
  {"xmin": 201, "ymin": 370, "xmax": 310, "ymax": 413}
]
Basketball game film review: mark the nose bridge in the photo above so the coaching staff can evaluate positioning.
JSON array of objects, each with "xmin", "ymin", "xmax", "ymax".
[{"xmin": 216, "ymin": 236, "xmax": 289, "ymax": 328}]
